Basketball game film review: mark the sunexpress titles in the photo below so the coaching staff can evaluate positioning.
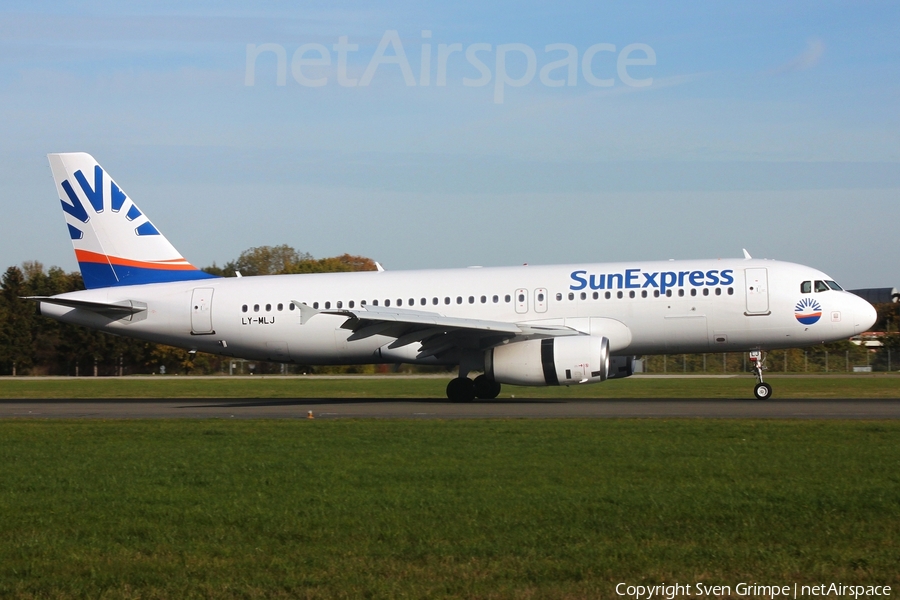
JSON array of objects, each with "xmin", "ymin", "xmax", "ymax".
[{"xmin": 569, "ymin": 268, "xmax": 735, "ymax": 294}]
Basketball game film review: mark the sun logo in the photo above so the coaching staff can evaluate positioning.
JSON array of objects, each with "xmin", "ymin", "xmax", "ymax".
[
  {"xmin": 60, "ymin": 165, "xmax": 160, "ymax": 240},
  {"xmin": 794, "ymin": 297, "xmax": 822, "ymax": 325}
]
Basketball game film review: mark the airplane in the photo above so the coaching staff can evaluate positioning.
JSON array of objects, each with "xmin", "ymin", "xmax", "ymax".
[{"xmin": 30, "ymin": 152, "xmax": 877, "ymax": 401}]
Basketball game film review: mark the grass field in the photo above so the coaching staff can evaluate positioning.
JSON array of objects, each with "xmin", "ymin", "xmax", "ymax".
[
  {"xmin": 0, "ymin": 373, "xmax": 898, "ymax": 399},
  {"xmin": 1, "ymin": 419, "xmax": 899, "ymax": 599}
]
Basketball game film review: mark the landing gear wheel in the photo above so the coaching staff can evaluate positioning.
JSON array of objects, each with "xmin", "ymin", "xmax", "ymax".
[
  {"xmin": 754, "ymin": 382, "xmax": 773, "ymax": 400},
  {"xmin": 446, "ymin": 377, "xmax": 476, "ymax": 402},
  {"xmin": 473, "ymin": 375, "xmax": 501, "ymax": 400}
]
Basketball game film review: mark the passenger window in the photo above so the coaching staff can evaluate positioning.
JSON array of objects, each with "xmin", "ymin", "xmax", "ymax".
[
  {"xmin": 421, "ymin": 298, "xmax": 426, "ymax": 305},
  {"xmin": 715, "ymin": 288, "xmax": 722, "ymax": 296},
  {"xmin": 505, "ymin": 295, "xmax": 511, "ymax": 303},
  {"xmin": 372, "ymin": 300, "xmax": 378, "ymax": 306},
  {"xmin": 336, "ymin": 301, "xmax": 342, "ymax": 309},
  {"xmin": 690, "ymin": 289, "xmax": 697, "ymax": 297},
  {"xmin": 815, "ymin": 280, "xmax": 829, "ymax": 293},
  {"xmin": 641, "ymin": 290, "xmax": 647, "ymax": 298},
  {"xmin": 556, "ymin": 293, "xmax": 562, "ymax": 301},
  {"xmin": 277, "ymin": 303, "xmax": 283, "ymax": 311},
  {"xmin": 702, "ymin": 289, "xmax": 709, "ymax": 296},
  {"xmin": 592, "ymin": 292, "xmax": 599, "ymax": 300},
  {"xmin": 324, "ymin": 301, "xmax": 331, "ymax": 309},
  {"xmin": 266, "ymin": 303, "xmax": 272, "ymax": 311},
  {"xmin": 361, "ymin": 300, "xmax": 367, "ymax": 306},
  {"xmin": 492, "ymin": 295, "xmax": 499, "ymax": 303},
  {"xmin": 568, "ymin": 292, "xmax": 574, "ymax": 300},
  {"xmin": 580, "ymin": 292, "xmax": 586, "ymax": 300},
  {"xmin": 409, "ymin": 298, "xmax": 414, "ymax": 306},
  {"xmin": 349, "ymin": 300, "xmax": 355, "ymax": 308},
  {"xmin": 242, "ymin": 305, "xmax": 248, "ymax": 313},
  {"xmin": 254, "ymin": 304, "xmax": 260, "ymax": 312},
  {"xmin": 468, "ymin": 296, "xmax": 475, "ymax": 304},
  {"xmin": 605, "ymin": 292, "xmax": 611, "ymax": 299},
  {"xmin": 629, "ymin": 291, "xmax": 635, "ymax": 298},
  {"xmin": 481, "ymin": 296, "xmax": 487, "ymax": 303},
  {"xmin": 385, "ymin": 299, "xmax": 391, "ymax": 307},
  {"xmin": 665, "ymin": 290, "xmax": 671, "ymax": 297},
  {"xmin": 456, "ymin": 297, "xmax": 462, "ymax": 304},
  {"xmin": 445, "ymin": 297, "xmax": 450, "ymax": 305},
  {"xmin": 396, "ymin": 299, "xmax": 402, "ymax": 306},
  {"xmin": 518, "ymin": 294, "xmax": 525, "ymax": 302},
  {"xmin": 433, "ymin": 298, "xmax": 438, "ymax": 305},
  {"xmin": 312, "ymin": 302, "xmax": 318, "ymax": 309},
  {"xmin": 678, "ymin": 290, "xmax": 684, "ymax": 297},
  {"xmin": 617, "ymin": 291, "xmax": 623, "ymax": 299},
  {"xmin": 289, "ymin": 303, "xmax": 295, "ymax": 310}
]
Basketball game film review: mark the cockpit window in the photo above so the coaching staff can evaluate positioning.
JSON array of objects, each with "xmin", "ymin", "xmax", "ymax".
[
  {"xmin": 801, "ymin": 281, "xmax": 811, "ymax": 294},
  {"xmin": 826, "ymin": 280, "xmax": 843, "ymax": 291},
  {"xmin": 814, "ymin": 280, "xmax": 829, "ymax": 293}
]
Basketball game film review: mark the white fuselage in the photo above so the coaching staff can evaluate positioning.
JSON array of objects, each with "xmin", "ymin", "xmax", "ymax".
[{"xmin": 39, "ymin": 258, "xmax": 876, "ymax": 367}]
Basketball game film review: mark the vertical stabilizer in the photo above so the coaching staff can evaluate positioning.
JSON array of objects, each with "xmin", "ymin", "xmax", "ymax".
[{"xmin": 48, "ymin": 153, "xmax": 215, "ymax": 288}]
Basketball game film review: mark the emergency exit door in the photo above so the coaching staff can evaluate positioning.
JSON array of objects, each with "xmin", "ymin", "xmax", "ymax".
[{"xmin": 191, "ymin": 288, "xmax": 215, "ymax": 334}]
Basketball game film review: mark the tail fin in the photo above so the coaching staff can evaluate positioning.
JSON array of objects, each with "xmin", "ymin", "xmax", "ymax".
[{"xmin": 48, "ymin": 152, "xmax": 216, "ymax": 289}]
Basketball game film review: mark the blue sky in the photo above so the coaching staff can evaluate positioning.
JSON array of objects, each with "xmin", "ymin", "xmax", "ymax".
[{"xmin": 1, "ymin": 1, "xmax": 898, "ymax": 288}]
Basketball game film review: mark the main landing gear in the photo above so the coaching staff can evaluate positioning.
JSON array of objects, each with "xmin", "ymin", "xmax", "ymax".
[
  {"xmin": 446, "ymin": 374, "xmax": 502, "ymax": 402},
  {"xmin": 749, "ymin": 350, "xmax": 773, "ymax": 400}
]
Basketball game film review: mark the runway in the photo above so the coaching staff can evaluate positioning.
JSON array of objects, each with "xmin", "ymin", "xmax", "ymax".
[{"xmin": 2, "ymin": 398, "xmax": 900, "ymax": 419}]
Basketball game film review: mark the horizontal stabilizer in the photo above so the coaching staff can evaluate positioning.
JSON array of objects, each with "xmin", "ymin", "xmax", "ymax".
[{"xmin": 25, "ymin": 296, "xmax": 147, "ymax": 316}]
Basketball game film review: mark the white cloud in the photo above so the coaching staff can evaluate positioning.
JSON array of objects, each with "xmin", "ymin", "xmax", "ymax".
[{"xmin": 767, "ymin": 38, "xmax": 825, "ymax": 75}]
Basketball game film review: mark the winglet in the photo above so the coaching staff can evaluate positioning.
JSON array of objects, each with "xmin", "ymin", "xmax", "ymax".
[
  {"xmin": 742, "ymin": 249, "xmax": 752, "ymax": 259},
  {"xmin": 375, "ymin": 262, "xmax": 385, "ymax": 272}
]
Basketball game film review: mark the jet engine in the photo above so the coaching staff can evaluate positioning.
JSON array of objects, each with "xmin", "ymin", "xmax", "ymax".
[{"xmin": 486, "ymin": 336, "xmax": 609, "ymax": 386}]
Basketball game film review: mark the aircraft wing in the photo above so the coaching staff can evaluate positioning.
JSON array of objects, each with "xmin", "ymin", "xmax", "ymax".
[{"xmin": 307, "ymin": 303, "xmax": 580, "ymax": 359}]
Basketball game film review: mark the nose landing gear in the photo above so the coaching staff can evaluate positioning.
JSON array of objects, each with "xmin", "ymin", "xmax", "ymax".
[{"xmin": 749, "ymin": 350, "xmax": 772, "ymax": 400}]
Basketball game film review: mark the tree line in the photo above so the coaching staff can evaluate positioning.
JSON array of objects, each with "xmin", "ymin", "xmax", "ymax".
[{"xmin": 1, "ymin": 248, "xmax": 897, "ymax": 376}]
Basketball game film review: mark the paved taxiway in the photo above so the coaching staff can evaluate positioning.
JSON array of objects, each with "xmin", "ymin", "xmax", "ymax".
[{"xmin": 2, "ymin": 398, "xmax": 900, "ymax": 419}]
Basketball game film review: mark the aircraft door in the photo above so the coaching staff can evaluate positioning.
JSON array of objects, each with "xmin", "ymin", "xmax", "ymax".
[
  {"xmin": 744, "ymin": 268, "xmax": 769, "ymax": 315},
  {"xmin": 515, "ymin": 288, "xmax": 528, "ymax": 314},
  {"xmin": 190, "ymin": 288, "xmax": 215, "ymax": 334},
  {"xmin": 534, "ymin": 288, "xmax": 548, "ymax": 313}
]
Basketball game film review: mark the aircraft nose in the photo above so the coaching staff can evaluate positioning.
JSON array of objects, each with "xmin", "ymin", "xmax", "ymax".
[{"xmin": 852, "ymin": 297, "xmax": 878, "ymax": 335}]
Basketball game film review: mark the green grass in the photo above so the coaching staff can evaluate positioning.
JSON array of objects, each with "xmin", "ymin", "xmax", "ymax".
[
  {"xmin": 0, "ymin": 374, "xmax": 898, "ymax": 399},
  {"xmin": 0, "ymin": 420, "xmax": 898, "ymax": 598}
]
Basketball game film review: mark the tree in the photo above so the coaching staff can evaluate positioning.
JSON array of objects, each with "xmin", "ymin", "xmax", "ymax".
[
  {"xmin": 222, "ymin": 245, "xmax": 312, "ymax": 276},
  {"xmin": 212, "ymin": 245, "xmax": 377, "ymax": 277},
  {"xmin": 0, "ymin": 267, "xmax": 34, "ymax": 374},
  {"xmin": 286, "ymin": 253, "xmax": 377, "ymax": 274}
]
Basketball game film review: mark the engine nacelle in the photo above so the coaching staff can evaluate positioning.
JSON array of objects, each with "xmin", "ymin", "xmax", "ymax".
[{"xmin": 486, "ymin": 336, "xmax": 610, "ymax": 386}]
